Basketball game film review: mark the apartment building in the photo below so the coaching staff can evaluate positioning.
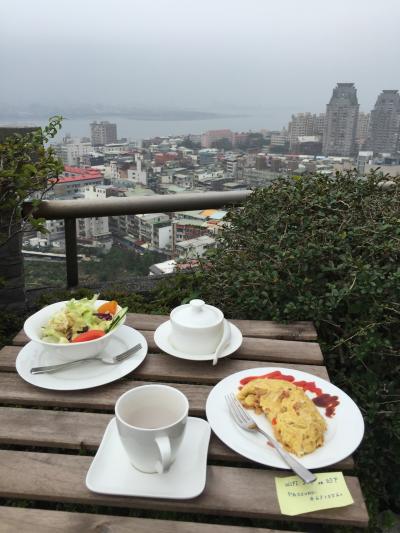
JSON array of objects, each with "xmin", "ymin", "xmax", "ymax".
[
  {"xmin": 198, "ymin": 149, "xmax": 219, "ymax": 166},
  {"xmin": 367, "ymin": 90, "xmax": 400, "ymax": 155},
  {"xmin": 291, "ymin": 136, "xmax": 322, "ymax": 155},
  {"xmin": 288, "ymin": 113, "xmax": 315, "ymax": 149},
  {"xmin": 75, "ymin": 185, "xmax": 112, "ymax": 249},
  {"xmin": 314, "ymin": 113, "xmax": 326, "ymax": 135},
  {"xmin": 176, "ymin": 235, "xmax": 216, "ymax": 259},
  {"xmin": 127, "ymin": 155, "xmax": 148, "ymax": 185},
  {"xmin": 287, "ymin": 113, "xmax": 325, "ymax": 152},
  {"xmin": 41, "ymin": 219, "xmax": 65, "ymax": 247},
  {"xmin": 323, "ymin": 83, "xmax": 359, "ymax": 157},
  {"xmin": 172, "ymin": 218, "xmax": 208, "ymax": 248},
  {"xmin": 76, "ymin": 215, "xmax": 111, "ymax": 247},
  {"xmin": 129, "ymin": 213, "xmax": 172, "ymax": 251},
  {"xmin": 173, "ymin": 172, "xmax": 194, "ymax": 189},
  {"xmin": 90, "ymin": 121, "xmax": 117, "ymax": 146},
  {"xmin": 171, "ymin": 209, "xmax": 226, "ymax": 252},
  {"xmin": 49, "ymin": 166, "xmax": 103, "ymax": 198},
  {"xmin": 223, "ymin": 155, "xmax": 243, "ymax": 178},
  {"xmin": 56, "ymin": 141, "xmax": 93, "ymax": 166},
  {"xmin": 201, "ymin": 129, "xmax": 233, "ymax": 148},
  {"xmin": 154, "ymin": 152, "xmax": 178, "ymax": 165},
  {"xmin": 101, "ymin": 143, "xmax": 131, "ymax": 156},
  {"xmin": 270, "ymin": 129, "xmax": 289, "ymax": 149}
]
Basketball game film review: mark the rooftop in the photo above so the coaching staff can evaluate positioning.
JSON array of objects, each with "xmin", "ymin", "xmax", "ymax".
[{"xmin": 176, "ymin": 234, "xmax": 215, "ymax": 249}]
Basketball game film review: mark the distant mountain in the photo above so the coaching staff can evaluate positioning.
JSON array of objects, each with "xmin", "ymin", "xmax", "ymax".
[{"xmin": 0, "ymin": 103, "xmax": 246, "ymax": 122}]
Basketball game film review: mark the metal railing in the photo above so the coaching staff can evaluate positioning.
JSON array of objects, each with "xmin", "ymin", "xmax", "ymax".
[{"xmin": 24, "ymin": 190, "xmax": 252, "ymax": 288}]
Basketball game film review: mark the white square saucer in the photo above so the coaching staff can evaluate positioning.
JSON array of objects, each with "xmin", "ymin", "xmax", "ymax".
[{"xmin": 86, "ymin": 417, "xmax": 211, "ymax": 499}]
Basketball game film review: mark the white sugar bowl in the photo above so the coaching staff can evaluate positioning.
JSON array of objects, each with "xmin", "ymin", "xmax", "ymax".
[{"xmin": 170, "ymin": 299, "xmax": 224, "ymax": 356}]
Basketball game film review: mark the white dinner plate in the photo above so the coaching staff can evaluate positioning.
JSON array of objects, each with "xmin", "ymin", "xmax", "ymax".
[
  {"xmin": 86, "ymin": 417, "xmax": 211, "ymax": 499},
  {"xmin": 205, "ymin": 366, "xmax": 364, "ymax": 470},
  {"xmin": 16, "ymin": 325, "xmax": 148, "ymax": 391},
  {"xmin": 154, "ymin": 320, "xmax": 243, "ymax": 361}
]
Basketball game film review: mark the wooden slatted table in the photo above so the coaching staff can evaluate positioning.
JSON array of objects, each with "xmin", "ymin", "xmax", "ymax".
[{"xmin": 0, "ymin": 313, "xmax": 369, "ymax": 532}]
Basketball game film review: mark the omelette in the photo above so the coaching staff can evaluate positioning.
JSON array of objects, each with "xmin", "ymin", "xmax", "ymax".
[{"xmin": 237, "ymin": 378, "xmax": 326, "ymax": 457}]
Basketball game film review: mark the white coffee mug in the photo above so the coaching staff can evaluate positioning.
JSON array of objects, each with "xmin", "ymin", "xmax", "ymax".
[{"xmin": 115, "ymin": 384, "xmax": 189, "ymax": 474}]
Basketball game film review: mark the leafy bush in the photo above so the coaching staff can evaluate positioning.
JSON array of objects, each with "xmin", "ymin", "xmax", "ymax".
[
  {"xmin": 0, "ymin": 116, "xmax": 63, "ymax": 245},
  {"xmin": 192, "ymin": 171, "xmax": 399, "ymax": 526}
]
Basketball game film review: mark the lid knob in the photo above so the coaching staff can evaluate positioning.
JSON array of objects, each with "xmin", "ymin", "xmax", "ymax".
[{"xmin": 190, "ymin": 299, "xmax": 205, "ymax": 312}]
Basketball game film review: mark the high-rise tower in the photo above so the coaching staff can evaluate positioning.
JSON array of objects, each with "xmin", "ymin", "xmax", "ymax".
[
  {"xmin": 367, "ymin": 90, "xmax": 400, "ymax": 155},
  {"xmin": 322, "ymin": 83, "xmax": 359, "ymax": 156},
  {"xmin": 90, "ymin": 121, "xmax": 117, "ymax": 146}
]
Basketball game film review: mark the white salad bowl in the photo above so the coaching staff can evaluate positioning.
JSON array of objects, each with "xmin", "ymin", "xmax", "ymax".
[{"xmin": 23, "ymin": 300, "xmax": 126, "ymax": 361}]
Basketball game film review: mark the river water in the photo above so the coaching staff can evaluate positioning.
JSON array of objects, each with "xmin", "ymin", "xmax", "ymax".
[{"xmin": 0, "ymin": 107, "xmax": 294, "ymax": 143}]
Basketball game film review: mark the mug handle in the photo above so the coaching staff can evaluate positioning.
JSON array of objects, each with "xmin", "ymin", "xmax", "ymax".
[{"xmin": 155, "ymin": 435, "xmax": 172, "ymax": 474}]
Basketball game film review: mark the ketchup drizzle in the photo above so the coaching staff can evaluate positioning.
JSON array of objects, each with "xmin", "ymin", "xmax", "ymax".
[
  {"xmin": 239, "ymin": 370, "xmax": 340, "ymax": 417},
  {"xmin": 313, "ymin": 393, "xmax": 340, "ymax": 418}
]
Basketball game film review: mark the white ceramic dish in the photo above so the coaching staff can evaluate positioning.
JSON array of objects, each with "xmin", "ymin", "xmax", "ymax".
[
  {"xmin": 154, "ymin": 320, "xmax": 243, "ymax": 361},
  {"xmin": 16, "ymin": 325, "xmax": 147, "ymax": 391},
  {"xmin": 206, "ymin": 366, "xmax": 364, "ymax": 470},
  {"xmin": 86, "ymin": 417, "xmax": 211, "ymax": 499},
  {"xmin": 170, "ymin": 299, "xmax": 224, "ymax": 355},
  {"xmin": 23, "ymin": 299, "xmax": 126, "ymax": 361}
]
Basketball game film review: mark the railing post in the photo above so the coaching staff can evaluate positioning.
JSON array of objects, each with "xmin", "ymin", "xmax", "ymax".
[{"xmin": 64, "ymin": 218, "xmax": 78, "ymax": 288}]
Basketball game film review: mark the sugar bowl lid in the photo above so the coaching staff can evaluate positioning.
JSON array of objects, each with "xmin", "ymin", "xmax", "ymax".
[{"xmin": 171, "ymin": 299, "xmax": 223, "ymax": 328}]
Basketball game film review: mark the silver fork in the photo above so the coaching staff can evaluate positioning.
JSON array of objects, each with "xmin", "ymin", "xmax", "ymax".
[
  {"xmin": 30, "ymin": 343, "xmax": 142, "ymax": 374},
  {"xmin": 225, "ymin": 392, "xmax": 316, "ymax": 483}
]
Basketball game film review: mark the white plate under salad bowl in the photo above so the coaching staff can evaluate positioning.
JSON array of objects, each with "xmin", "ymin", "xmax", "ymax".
[
  {"xmin": 23, "ymin": 298, "xmax": 127, "ymax": 361},
  {"xmin": 16, "ymin": 325, "xmax": 147, "ymax": 391}
]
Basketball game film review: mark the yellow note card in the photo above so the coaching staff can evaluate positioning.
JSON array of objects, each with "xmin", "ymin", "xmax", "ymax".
[{"xmin": 275, "ymin": 472, "xmax": 354, "ymax": 516}]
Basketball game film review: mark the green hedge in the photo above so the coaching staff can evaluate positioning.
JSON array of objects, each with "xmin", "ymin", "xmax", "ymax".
[{"xmin": 188, "ymin": 171, "xmax": 399, "ymax": 527}]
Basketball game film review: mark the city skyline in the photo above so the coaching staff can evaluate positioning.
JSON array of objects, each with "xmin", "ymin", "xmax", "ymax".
[
  {"xmin": 1, "ymin": 83, "xmax": 398, "ymax": 144},
  {"xmin": 1, "ymin": 0, "xmax": 400, "ymax": 124}
]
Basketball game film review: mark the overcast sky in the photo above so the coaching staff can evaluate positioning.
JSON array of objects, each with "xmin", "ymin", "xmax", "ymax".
[{"xmin": 1, "ymin": 0, "xmax": 400, "ymax": 117}]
